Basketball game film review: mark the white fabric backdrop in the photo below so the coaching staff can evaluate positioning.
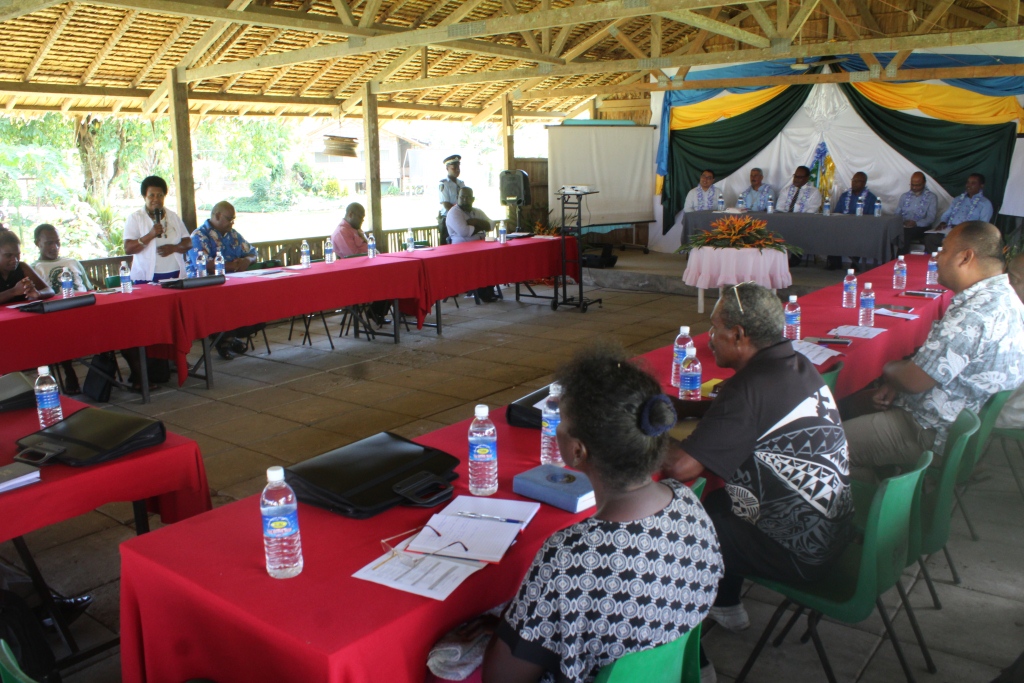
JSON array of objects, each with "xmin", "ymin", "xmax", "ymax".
[{"xmin": 649, "ymin": 83, "xmax": 956, "ymax": 253}]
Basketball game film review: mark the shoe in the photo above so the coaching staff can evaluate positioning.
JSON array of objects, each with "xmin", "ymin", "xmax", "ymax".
[
  {"xmin": 708, "ymin": 603, "xmax": 750, "ymax": 632},
  {"xmin": 38, "ymin": 594, "xmax": 92, "ymax": 629},
  {"xmin": 216, "ymin": 345, "xmax": 235, "ymax": 360},
  {"xmin": 229, "ymin": 339, "xmax": 248, "ymax": 355}
]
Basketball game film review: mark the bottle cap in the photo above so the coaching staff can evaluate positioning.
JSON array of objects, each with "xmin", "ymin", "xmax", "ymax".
[
  {"xmin": 847, "ymin": 269, "xmax": 855, "ymax": 275},
  {"xmin": 679, "ymin": 325, "xmax": 690, "ymax": 335},
  {"xmin": 789, "ymin": 295, "xmax": 797, "ymax": 303},
  {"xmin": 37, "ymin": 366, "xmax": 50, "ymax": 376},
  {"xmin": 898, "ymin": 255, "xmax": 905, "ymax": 261},
  {"xmin": 121, "ymin": 260, "xmax": 127, "ymax": 267},
  {"xmin": 931, "ymin": 252, "xmax": 938, "ymax": 257},
  {"xmin": 474, "ymin": 404, "xmax": 489, "ymax": 419},
  {"xmin": 686, "ymin": 346, "xmax": 697, "ymax": 357},
  {"xmin": 267, "ymin": 466, "xmax": 285, "ymax": 482},
  {"xmin": 548, "ymin": 382, "xmax": 562, "ymax": 397},
  {"xmin": 865, "ymin": 282, "xmax": 873, "ymax": 290}
]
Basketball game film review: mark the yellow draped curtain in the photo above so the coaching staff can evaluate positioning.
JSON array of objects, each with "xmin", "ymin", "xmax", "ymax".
[
  {"xmin": 852, "ymin": 81, "xmax": 1024, "ymax": 132},
  {"xmin": 669, "ymin": 86, "xmax": 789, "ymax": 130}
]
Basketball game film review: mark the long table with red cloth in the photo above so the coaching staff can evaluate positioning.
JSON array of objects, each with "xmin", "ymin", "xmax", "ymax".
[
  {"xmin": 1, "ymin": 397, "xmax": 211, "ymax": 543},
  {"xmin": 637, "ymin": 253, "xmax": 952, "ymax": 400},
  {"xmin": 119, "ymin": 412, "xmax": 590, "ymax": 683}
]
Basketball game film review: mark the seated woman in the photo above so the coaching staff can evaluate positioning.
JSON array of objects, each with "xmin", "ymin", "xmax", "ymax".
[
  {"xmin": 482, "ymin": 346, "xmax": 723, "ymax": 683},
  {"xmin": 0, "ymin": 231, "xmax": 54, "ymax": 305}
]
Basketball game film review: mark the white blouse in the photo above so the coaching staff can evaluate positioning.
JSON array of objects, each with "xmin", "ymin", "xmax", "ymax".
[{"xmin": 124, "ymin": 207, "xmax": 188, "ymax": 281}]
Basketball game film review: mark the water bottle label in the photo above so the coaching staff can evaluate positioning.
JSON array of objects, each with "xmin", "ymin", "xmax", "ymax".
[
  {"xmin": 680, "ymin": 373, "xmax": 701, "ymax": 391},
  {"xmin": 928, "ymin": 264, "xmax": 938, "ymax": 272},
  {"xmin": 844, "ymin": 282, "xmax": 855, "ymax": 295},
  {"xmin": 262, "ymin": 510, "xmax": 299, "ymax": 538},
  {"xmin": 673, "ymin": 346, "xmax": 686, "ymax": 364},
  {"xmin": 469, "ymin": 438, "xmax": 497, "ymax": 463},
  {"xmin": 121, "ymin": 275, "xmax": 130, "ymax": 284},
  {"xmin": 36, "ymin": 388, "xmax": 60, "ymax": 410},
  {"xmin": 860, "ymin": 297, "xmax": 874, "ymax": 309},
  {"xmin": 62, "ymin": 281, "xmax": 73, "ymax": 292},
  {"xmin": 541, "ymin": 415, "xmax": 559, "ymax": 438},
  {"xmin": 785, "ymin": 312, "xmax": 800, "ymax": 325}
]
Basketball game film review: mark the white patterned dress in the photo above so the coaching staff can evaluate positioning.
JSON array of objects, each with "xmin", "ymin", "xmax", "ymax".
[{"xmin": 496, "ymin": 480, "xmax": 722, "ymax": 683}]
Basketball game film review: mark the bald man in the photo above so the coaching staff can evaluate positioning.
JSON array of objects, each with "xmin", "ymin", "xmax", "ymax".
[
  {"xmin": 995, "ymin": 252, "xmax": 1024, "ymax": 429},
  {"xmin": 844, "ymin": 222, "xmax": 1024, "ymax": 481},
  {"xmin": 895, "ymin": 172, "xmax": 938, "ymax": 253}
]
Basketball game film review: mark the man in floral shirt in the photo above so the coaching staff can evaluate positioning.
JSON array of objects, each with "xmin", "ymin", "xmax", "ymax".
[{"xmin": 846, "ymin": 221, "xmax": 1024, "ymax": 481}]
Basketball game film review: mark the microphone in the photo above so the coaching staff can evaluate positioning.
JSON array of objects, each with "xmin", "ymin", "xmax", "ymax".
[{"xmin": 153, "ymin": 208, "xmax": 165, "ymax": 223}]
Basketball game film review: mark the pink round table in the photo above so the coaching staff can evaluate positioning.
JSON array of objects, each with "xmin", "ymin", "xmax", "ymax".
[{"xmin": 682, "ymin": 246, "xmax": 793, "ymax": 313}]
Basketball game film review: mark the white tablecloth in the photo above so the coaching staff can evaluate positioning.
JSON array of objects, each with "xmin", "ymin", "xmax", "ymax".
[{"xmin": 682, "ymin": 246, "xmax": 792, "ymax": 289}]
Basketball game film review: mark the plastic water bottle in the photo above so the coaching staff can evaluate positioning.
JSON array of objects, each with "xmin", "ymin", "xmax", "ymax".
[
  {"xmin": 737, "ymin": 195, "xmax": 746, "ymax": 210},
  {"xmin": 766, "ymin": 198, "xmax": 774, "ymax": 214},
  {"xmin": 926, "ymin": 252, "xmax": 939, "ymax": 285},
  {"xmin": 196, "ymin": 251, "xmax": 207, "ymax": 275},
  {"xmin": 60, "ymin": 267, "xmax": 73, "ymax": 298},
  {"xmin": 498, "ymin": 223, "xmax": 507, "ymax": 244},
  {"xmin": 367, "ymin": 233, "xmax": 377, "ymax": 258},
  {"xmin": 540, "ymin": 383, "xmax": 563, "ymax": 467},
  {"xmin": 856, "ymin": 196, "xmax": 864, "ymax": 216},
  {"xmin": 859, "ymin": 282, "xmax": 875, "ymax": 327},
  {"xmin": 468, "ymin": 405, "xmax": 498, "ymax": 495},
  {"xmin": 300, "ymin": 240, "xmax": 311, "ymax": 268},
  {"xmin": 324, "ymin": 239, "xmax": 335, "ymax": 264},
  {"xmin": 670, "ymin": 325, "xmax": 693, "ymax": 388},
  {"xmin": 716, "ymin": 193, "xmax": 725, "ymax": 211},
  {"xmin": 35, "ymin": 366, "xmax": 63, "ymax": 429},
  {"xmin": 874, "ymin": 201, "xmax": 882, "ymax": 217},
  {"xmin": 214, "ymin": 250, "xmax": 225, "ymax": 276},
  {"xmin": 842, "ymin": 269, "xmax": 857, "ymax": 308},
  {"xmin": 406, "ymin": 229, "xmax": 415, "ymax": 252},
  {"xmin": 119, "ymin": 260, "xmax": 132, "ymax": 294},
  {"xmin": 261, "ymin": 466, "xmax": 303, "ymax": 579},
  {"xmin": 823, "ymin": 196, "xmax": 831, "ymax": 217},
  {"xmin": 784, "ymin": 295, "xmax": 801, "ymax": 340},
  {"xmin": 893, "ymin": 255, "xmax": 907, "ymax": 290},
  {"xmin": 679, "ymin": 347, "xmax": 702, "ymax": 401}
]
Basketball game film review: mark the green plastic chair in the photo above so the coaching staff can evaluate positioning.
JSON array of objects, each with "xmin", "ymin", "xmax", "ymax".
[
  {"xmin": 103, "ymin": 274, "xmax": 120, "ymax": 289},
  {"xmin": 735, "ymin": 451, "xmax": 933, "ymax": 683},
  {"xmin": 990, "ymin": 424, "xmax": 1024, "ymax": 504},
  {"xmin": 820, "ymin": 361, "xmax": 844, "ymax": 395},
  {"xmin": 0, "ymin": 640, "xmax": 37, "ymax": 683},
  {"xmin": 690, "ymin": 477, "xmax": 706, "ymax": 499},
  {"xmin": 594, "ymin": 623, "xmax": 701, "ymax": 683},
  {"xmin": 951, "ymin": 390, "xmax": 1013, "ymax": 541}
]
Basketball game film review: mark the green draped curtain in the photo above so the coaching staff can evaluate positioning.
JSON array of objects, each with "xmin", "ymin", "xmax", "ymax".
[
  {"xmin": 839, "ymin": 83, "xmax": 1017, "ymax": 225},
  {"xmin": 662, "ymin": 84, "xmax": 813, "ymax": 232}
]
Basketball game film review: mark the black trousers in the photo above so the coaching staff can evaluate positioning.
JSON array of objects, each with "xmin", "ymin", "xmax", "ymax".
[{"xmin": 703, "ymin": 489, "xmax": 829, "ymax": 606}]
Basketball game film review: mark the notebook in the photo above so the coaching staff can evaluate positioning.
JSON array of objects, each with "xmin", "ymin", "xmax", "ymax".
[{"xmin": 406, "ymin": 513, "xmax": 521, "ymax": 563}]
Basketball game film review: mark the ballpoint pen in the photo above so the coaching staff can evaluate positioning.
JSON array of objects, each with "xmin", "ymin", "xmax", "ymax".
[{"xmin": 456, "ymin": 511, "xmax": 524, "ymax": 525}]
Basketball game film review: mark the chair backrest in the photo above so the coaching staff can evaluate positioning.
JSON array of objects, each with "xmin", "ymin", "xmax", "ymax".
[
  {"xmin": 918, "ymin": 409, "xmax": 980, "ymax": 556},
  {"xmin": 956, "ymin": 390, "xmax": 1013, "ymax": 487},
  {"xmin": 690, "ymin": 477, "xmax": 706, "ymax": 499},
  {"xmin": 0, "ymin": 640, "xmax": 38, "ymax": 683},
  {"xmin": 856, "ymin": 451, "xmax": 932, "ymax": 603},
  {"xmin": 820, "ymin": 361, "xmax": 844, "ymax": 395},
  {"xmin": 593, "ymin": 623, "xmax": 701, "ymax": 683},
  {"xmin": 103, "ymin": 274, "xmax": 120, "ymax": 289}
]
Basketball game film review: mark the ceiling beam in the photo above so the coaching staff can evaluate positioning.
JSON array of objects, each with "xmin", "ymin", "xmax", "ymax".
[
  {"xmin": 781, "ymin": 0, "xmax": 820, "ymax": 41},
  {"xmin": 22, "ymin": 2, "xmax": 77, "ymax": 81},
  {"xmin": 888, "ymin": 0, "xmax": 954, "ymax": 70},
  {"xmin": 548, "ymin": 0, "xmax": 586, "ymax": 56},
  {"xmin": 746, "ymin": 1, "xmax": 778, "ymax": 38},
  {"xmin": 357, "ymin": 0, "xmax": 382, "ymax": 27},
  {"xmin": 500, "ymin": 0, "xmax": 542, "ymax": 53},
  {"xmin": 260, "ymin": 33, "xmax": 323, "ymax": 94},
  {"xmin": 131, "ymin": 17, "xmax": 192, "ymax": 87},
  {"xmin": 328, "ymin": 0, "xmax": 354, "ymax": 25},
  {"xmin": 339, "ymin": 46, "xmax": 419, "ymax": 110},
  {"xmin": 817, "ymin": 0, "xmax": 878, "ymax": 66},
  {"xmin": 849, "ymin": 0, "xmax": 881, "ymax": 34},
  {"xmin": 375, "ymin": 24, "xmax": 1024, "ymax": 93},
  {"xmin": 0, "ymin": 0, "xmax": 60, "ymax": 22},
  {"xmin": 80, "ymin": 10, "xmax": 137, "ymax": 85},
  {"xmin": 220, "ymin": 27, "xmax": 284, "ymax": 92},
  {"xmin": 660, "ymin": 9, "xmax": 771, "ymax": 47}
]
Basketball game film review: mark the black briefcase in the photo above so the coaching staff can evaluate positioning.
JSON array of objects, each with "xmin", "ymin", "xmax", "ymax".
[
  {"xmin": 0, "ymin": 372, "xmax": 35, "ymax": 412},
  {"xmin": 285, "ymin": 432, "xmax": 459, "ymax": 519},
  {"xmin": 16, "ymin": 407, "xmax": 166, "ymax": 467},
  {"xmin": 18, "ymin": 294, "xmax": 95, "ymax": 313},
  {"xmin": 160, "ymin": 275, "xmax": 225, "ymax": 289},
  {"xmin": 505, "ymin": 385, "xmax": 550, "ymax": 430}
]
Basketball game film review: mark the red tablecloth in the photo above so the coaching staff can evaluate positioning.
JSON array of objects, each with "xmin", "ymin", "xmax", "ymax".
[
  {"xmin": 119, "ymin": 411, "xmax": 590, "ymax": 683},
  {"xmin": 637, "ymin": 254, "xmax": 951, "ymax": 400},
  {"xmin": 0, "ymin": 397, "xmax": 211, "ymax": 543},
  {"xmin": 384, "ymin": 237, "xmax": 577, "ymax": 305},
  {"xmin": 0, "ymin": 285, "xmax": 184, "ymax": 376}
]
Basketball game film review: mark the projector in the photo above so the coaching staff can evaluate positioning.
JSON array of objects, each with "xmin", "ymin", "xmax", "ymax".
[{"xmin": 559, "ymin": 185, "xmax": 592, "ymax": 194}]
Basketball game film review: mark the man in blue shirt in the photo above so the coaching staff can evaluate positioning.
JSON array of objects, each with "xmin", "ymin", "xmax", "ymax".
[
  {"xmin": 191, "ymin": 202, "xmax": 258, "ymax": 359},
  {"xmin": 738, "ymin": 168, "xmax": 775, "ymax": 212},
  {"xmin": 926, "ymin": 173, "xmax": 994, "ymax": 251},
  {"xmin": 895, "ymin": 172, "xmax": 938, "ymax": 253},
  {"xmin": 827, "ymin": 172, "xmax": 878, "ymax": 270}
]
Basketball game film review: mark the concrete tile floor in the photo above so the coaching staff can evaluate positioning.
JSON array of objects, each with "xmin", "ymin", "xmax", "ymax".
[{"xmin": 2, "ymin": 264, "xmax": 1021, "ymax": 683}]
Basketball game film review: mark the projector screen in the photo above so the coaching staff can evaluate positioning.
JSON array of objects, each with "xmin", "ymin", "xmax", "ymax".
[{"xmin": 547, "ymin": 124, "xmax": 656, "ymax": 227}]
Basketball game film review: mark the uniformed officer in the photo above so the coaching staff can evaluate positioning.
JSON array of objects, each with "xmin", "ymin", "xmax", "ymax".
[{"xmin": 438, "ymin": 154, "xmax": 465, "ymax": 217}]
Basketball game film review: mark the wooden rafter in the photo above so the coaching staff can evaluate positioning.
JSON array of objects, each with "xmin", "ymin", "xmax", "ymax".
[
  {"xmin": 470, "ymin": 76, "xmax": 544, "ymax": 124},
  {"xmin": 548, "ymin": 0, "xmax": 586, "ymax": 56},
  {"xmin": 261, "ymin": 35, "xmax": 323, "ymax": 94},
  {"xmin": 660, "ymin": 9, "xmax": 770, "ymax": 47},
  {"xmin": 339, "ymin": 45, "xmax": 418, "ymax": 109},
  {"xmin": 131, "ymin": 17, "xmax": 192, "ymax": 87},
  {"xmin": 746, "ymin": 1, "xmax": 777, "ymax": 38},
  {"xmin": 0, "ymin": 0, "xmax": 61, "ymax": 22},
  {"xmin": 781, "ymin": 0, "xmax": 820, "ymax": 41},
  {"xmin": 375, "ymin": 0, "xmax": 412, "ymax": 24},
  {"xmin": 327, "ymin": 52, "xmax": 385, "ymax": 97},
  {"xmin": 500, "ymin": 0, "xmax": 542, "ymax": 53},
  {"xmin": 220, "ymin": 28, "xmax": 284, "ymax": 92},
  {"xmin": 296, "ymin": 56, "xmax": 341, "ymax": 95},
  {"xmin": 22, "ymin": 2, "xmax": 77, "ymax": 81},
  {"xmin": 329, "ymin": 0, "xmax": 355, "ymax": 25},
  {"xmin": 850, "ymin": 0, "xmax": 881, "ymax": 34},
  {"xmin": 888, "ymin": 0, "xmax": 955, "ymax": 70},
  {"xmin": 80, "ymin": 10, "xmax": 138, "ymax": 85},
  {"xmin": 358, "ymin": 0, "xmax": 382, "ymax": 27},
  {"xmin": 817, "ymin": 0, "xmax": 879, "ymax": 66},
  {"xmin": 670, "ymin": 6, "xmax": 724, "ymax": 80},
  {"xmin": 918, "ymin": 0, "xmax": 1003, "ymax": 28}
]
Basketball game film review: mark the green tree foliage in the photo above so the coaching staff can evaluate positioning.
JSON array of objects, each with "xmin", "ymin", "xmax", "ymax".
[{"xmin": 193, "ymin": 118, "xmax": 293, "ymax": 182}]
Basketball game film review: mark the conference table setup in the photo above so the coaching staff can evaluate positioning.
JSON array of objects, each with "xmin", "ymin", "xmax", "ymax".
[
  {"xmin": 0, "ymin": 237, "xmax": 573, "ymax": 401},
  {"xmin": 115, "ymin": 253, "xmax": 951, "ymax": 683},
  {"xmin": 683, "ymin": 210, "xmax": 904, "ymax": 264}
]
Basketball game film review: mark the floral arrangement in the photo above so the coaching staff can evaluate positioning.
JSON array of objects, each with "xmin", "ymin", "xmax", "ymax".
[{"xmin": 677, "ymin": 215, "xmax": 803, "ymax": 256}]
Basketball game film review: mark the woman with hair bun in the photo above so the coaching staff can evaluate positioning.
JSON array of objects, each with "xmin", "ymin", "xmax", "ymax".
[{"xmin": 482, "ymin": 345, "xmax": 723, "ymax": 683}]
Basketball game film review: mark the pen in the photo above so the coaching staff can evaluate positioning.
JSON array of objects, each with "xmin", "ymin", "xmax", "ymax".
[{"xmin": 456, "ymin": 511, "xmax": 524, "ymax": 525}]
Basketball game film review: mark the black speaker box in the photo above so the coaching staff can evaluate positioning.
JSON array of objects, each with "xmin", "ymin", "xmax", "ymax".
[
  {"xmin": 582, "ymin": 245, "xmax": 618, "ymax": 269},
  {"xmin": 499, "ymin": 169, "xmax": 531, "ymax": 206}
]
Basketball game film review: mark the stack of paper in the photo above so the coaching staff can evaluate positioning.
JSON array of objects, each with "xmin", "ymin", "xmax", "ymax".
[
  {"xmin": 352, "ymin": 537, "xmax": 483, "ymax": 601},
  {"xmin": 0, "ymin": 462, "xmax": 40, "ymax": 494},
  {"xmin": 407, "ymin": 514, "xmax": 521, "ymax": 563},
  {"xmin": 828, "ymin": 325, "xmax": 887, "ymax": 339},
  {"xmin": 876, "ymin": 308, "xmax": 919, "ymax": 321},
  {"xmin": 792, "ymin": 339, "xmax": 844, "ymax": 366},
  {"xmin": 438, "ymin": 496, "xmax": 541, "ymax": 531}
]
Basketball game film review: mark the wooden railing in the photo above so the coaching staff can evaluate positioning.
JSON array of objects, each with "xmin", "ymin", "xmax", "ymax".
[{"xmin": 80, "ymin": 225, "xmax": 441, "ymax": 285}]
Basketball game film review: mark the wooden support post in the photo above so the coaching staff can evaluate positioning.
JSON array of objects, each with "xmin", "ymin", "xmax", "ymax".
[
  {"xmin": 363, "ymin": 82, "xmax": 385, "ymax": 252},
  {"xmin": 167, "ymin": 67, "xmax": 197, "ymax": 230},
  {"xmin": 502, "ymin": 94, "xmax": 515, "ymax": 222}
]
